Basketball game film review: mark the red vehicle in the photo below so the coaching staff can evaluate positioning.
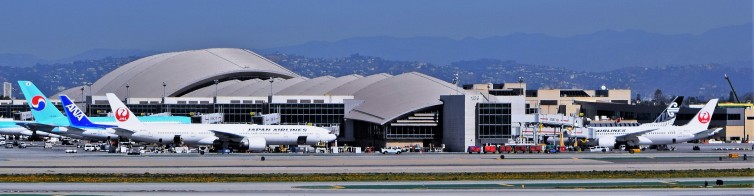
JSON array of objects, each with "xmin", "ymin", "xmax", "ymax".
[
  {"xmin": 499, "ymin": 145, "xmax": 513, "ymax": 153},
  {"xmin": 514, "ymin": 146, "xmax": 528, "ymax": 153},
  {"xmin": 529, "ymin": 145, "xmax": 543, "ymax": 153},
  {"xmin": 483, "ymin": 146, "xmax": 498, "ymax": 154},
  {"xmin": 467, "ymin": 146, "xmax": 482, "ymax": 154}
]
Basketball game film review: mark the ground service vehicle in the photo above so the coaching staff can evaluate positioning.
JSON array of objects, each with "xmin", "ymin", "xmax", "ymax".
[
  {"xmin": 589, "ymin": 146, "xmax": 610, "ymax": 152},
  {"xmin": 381, "ymin": 147, "xmax": 402, "ymax": 154},
  {"xmin": 483, "ymin": 146, "xmax": 497, "ymax": 154},
  {"xmin": 84, "ymin": 144, "xmax": 96, "ymax": 151},
  {"xmin": 499, "ymin": 145, "xmax": 513, "ymax": 153},
  {"xmin": 467, "ymin": 146, "xmax": 481, "ymax": 154}
]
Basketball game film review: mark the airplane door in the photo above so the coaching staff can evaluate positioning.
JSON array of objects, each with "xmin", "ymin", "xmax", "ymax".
[
  {"xmin": 297, "ymin": 136, "xmax": 307, "ymax": 145},
  {"xmin": 672, "ymin": 138, "xmax": 676, "ymax": 144}
]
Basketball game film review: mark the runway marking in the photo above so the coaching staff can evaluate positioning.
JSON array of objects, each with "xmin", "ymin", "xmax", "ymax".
[{"xmin": 498, "ymin": 183, "xmax": 513, "ymax": 187}]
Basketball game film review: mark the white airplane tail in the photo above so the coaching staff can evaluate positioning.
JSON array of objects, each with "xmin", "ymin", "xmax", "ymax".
[
  {"xmin": 683, "ymin": 99, "xmax": 718, "ymax": 130},
  {"xmin": 105, "ymin": 93, "xmax": 143, "ymax": 128}
]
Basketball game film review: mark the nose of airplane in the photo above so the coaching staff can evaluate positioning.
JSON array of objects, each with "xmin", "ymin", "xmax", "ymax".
[{"xmin": 325, "ymin": 134, "xmax": 337, "ymax": 142}]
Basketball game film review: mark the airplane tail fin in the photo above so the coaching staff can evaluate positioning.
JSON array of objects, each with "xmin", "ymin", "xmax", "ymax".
[
  {"xmin": 684, "ymin": 99, "xmax": 718, "ymax": 129},
  {"xmin": 653, "ymin": 96, "xmax": 684, "ymax": 123},
  {"xmin": 60, "ymin": 95, "xmax": 113, "ymax": 128},
  {"xmin": 105, "ymin": 93, "xmax": 143, "ymax": 128},
  {"xmin": 17, "ymin": 81, "xmax": 65, "ymax": 122}
]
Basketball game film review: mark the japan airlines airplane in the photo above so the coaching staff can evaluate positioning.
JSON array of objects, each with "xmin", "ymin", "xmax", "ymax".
[
  {"xmin": 16, "ymin": 81, "xmax": 190, "ymax": 140},
  {"xmin": 93, "ymin": 93, "xmax": 336, "ymax": 152},
  {"xmin": 593, "ymin": 99, "xmax": 720, "ymax": 149},
  {"xmin": 546, "ymin": 96, "xmax": 684, "ymax": 144}
]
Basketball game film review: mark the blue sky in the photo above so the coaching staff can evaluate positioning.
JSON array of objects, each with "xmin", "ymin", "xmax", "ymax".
[{"xmin": 0, "ymin": 0, "xmax": 751, "ymax": 59}]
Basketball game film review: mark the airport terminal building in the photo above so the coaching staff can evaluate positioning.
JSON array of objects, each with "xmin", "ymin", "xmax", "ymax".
[{"xmin": 1, "ymin": 48, "xmax": 751, "ymax": 151}]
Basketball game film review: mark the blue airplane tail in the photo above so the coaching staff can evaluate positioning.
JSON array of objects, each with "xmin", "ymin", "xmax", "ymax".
[
  {"xmin": 17, "ymin": 81, "xmax": 65, "ymax": 123},
  {"xmin": 60, "ymin": 95, "xmax": 114, "ymax": 129}
]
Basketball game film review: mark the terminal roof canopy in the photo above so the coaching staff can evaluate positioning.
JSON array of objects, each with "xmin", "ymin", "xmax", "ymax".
[
  {"xmin": 72, "ymin": 48, "xmax": 300, "ymax": 98},
  {"xmin": 346, "ymin": 72, "xmax": 464, "ymax": 125}
]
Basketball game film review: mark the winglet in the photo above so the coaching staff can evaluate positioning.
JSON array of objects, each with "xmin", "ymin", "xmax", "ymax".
[
  {"xmin": 60, "ymin": 95, "xmax": 114, "ymax": 129},
  {"xmin": 105, "ymin": 93, "xmax": 143, "ymax": 128}
]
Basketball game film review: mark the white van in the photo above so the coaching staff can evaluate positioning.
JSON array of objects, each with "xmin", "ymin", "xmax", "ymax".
[
  {"xmin": 589, "ymin": 146, "xmax": 611, "ymax": 152},
  {"xmin": 84, "ymin": 144, "xmax": 96, "ymax": 151}
]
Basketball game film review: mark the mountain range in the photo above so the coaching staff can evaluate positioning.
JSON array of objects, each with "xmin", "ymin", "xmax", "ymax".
[
  {"xmin": 261, "ymin": 23, "xmax": 752, "ymax": 71},
  {"xmin": 0, "ymin": 49, "xmax": 157, "ymax": 67}
]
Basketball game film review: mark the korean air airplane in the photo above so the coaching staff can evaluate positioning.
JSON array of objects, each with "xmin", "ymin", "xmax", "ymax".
[
  {"xmin": 17, "ymin": 81, "xmax": 191, "ymax": 140},
  {"xmin": 0, "ymin": 119, "xmax": 37, "ymax": 137},
  {"xmin": 82, "ymin": 93, "xmax": 337, "ymax": 152}
]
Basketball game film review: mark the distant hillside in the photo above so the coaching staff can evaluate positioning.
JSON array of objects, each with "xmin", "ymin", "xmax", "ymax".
[
  {"xmin": 262, "ymin": 23, "xmax": 753, "ymax": 71},
  {"xmin": 0, "ymin": 49, "xmax": 156, "ymax": 68},
  {"xmin": 0, "ymin": 53, "xmax": 750, "ymax": 101}
]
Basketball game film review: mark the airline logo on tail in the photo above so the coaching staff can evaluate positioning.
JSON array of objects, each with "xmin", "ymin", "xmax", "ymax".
[
  {"xmin": 64, "ymin": 103, "xmax": 86, "ymax": 121},
  {"xmin": 31, "ymin": 96, "xmax": 46, "ymax": 111},
  {"xmin": 115, "ymin": 107, "xmax": 130, "ymax": 122},
  {"xmin": 666, "ymin": 102, "xmax": 680, "ymax": 117},
  {"xmin": 698, "ymin": 111, "xmax": 711, "ymax": 124}
]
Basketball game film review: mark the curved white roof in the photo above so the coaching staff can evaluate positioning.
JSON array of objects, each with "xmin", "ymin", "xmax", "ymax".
[
  {"xmin": 71, "ymin": 48, "xmax": 299, "ymax": 98},
  {"xmin": 328, "ymin": 73, "xmax": 391, "ymax": 95},
  {"xmin": 346, "ymin": 72, "xmax": 464, "ymax": 125},
  {"xmin": 246, "ymin": 78, "xmax": 307, "ymax": 97},
  {"xmin": 182, "ymin": 80, "xmax": 241, "ymax": 97},
  {"xmin": 297, "ymin": 74, "xmax": 362, "ymax": 95},
  {"xmin": 275, "ymin": 76, "xmax": 335, "ymax": 95}
]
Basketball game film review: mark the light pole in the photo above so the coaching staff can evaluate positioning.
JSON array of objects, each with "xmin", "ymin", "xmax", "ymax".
[
  {"xmin": 268, "ymin": 78, "xmax": 274, "ymax": 114},
  {"xmin": 518, "ymin": 77, "xmax": 524, "ymax": 96},
  {"xmin": 80, "ymin": 86, "xmax": 85, "ymax": 104},
  {"xmin": 214, "ymin": 79, "xmax": 219, "ymax": 104},
  {"xmin": 125, "ymin": 83, "xmax": 130, "ymax": 103},
  {"xmin": 162, "ymin": 81, "xmax": 167, "ymax": 113}
]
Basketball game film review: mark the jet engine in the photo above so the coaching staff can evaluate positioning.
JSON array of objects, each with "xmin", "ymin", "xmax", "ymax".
[
  {"xmin": 597, "ymin": 136, "xmax": 616, "ymax": 148},
  {"xmin": 238, "ymin": 137, "xmax": 266, "ymax": 152}
]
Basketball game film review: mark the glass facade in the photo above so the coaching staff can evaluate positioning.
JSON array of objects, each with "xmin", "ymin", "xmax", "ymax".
[{"xmin": 477, "ymin": 103, "xmax": 512, "ymax": 139}]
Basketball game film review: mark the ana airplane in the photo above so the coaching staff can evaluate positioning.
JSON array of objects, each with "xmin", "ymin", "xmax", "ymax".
[
  {"xmin": 79, "ymin": 93, "xmax": 337, "ymax": 152},
  {"xmin": 58, "ymin": 95, "xmax": 119, "ymax": 141},
  {"xmin": 16, "ymin": 80, "xmax": 191, "ymax": 140},
  {"xmin": 592, "ymin": 99, "xmax": 721, "ymax": 149}
]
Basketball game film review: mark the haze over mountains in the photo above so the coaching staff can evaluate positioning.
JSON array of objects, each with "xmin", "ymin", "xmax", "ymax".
[
  {"xmin": 0, "ymin": 23, "xmax": 751, "ymax": 100},
  {"xmin": 262, "ymin": 23, "xmax": 752, "ymax": 71},
  {"xmin": 0, "ymin": 49, "xmax": 157, "ymax": 67}
]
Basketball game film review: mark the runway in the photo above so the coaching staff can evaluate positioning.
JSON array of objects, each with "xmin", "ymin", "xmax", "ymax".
[
  {"xmin": 0, "ymin": 145, "xmax": 751, "ymax": 174},
  {"xmin": 1, "ymin": 178, "xmax": 752, "ymax": 195}
]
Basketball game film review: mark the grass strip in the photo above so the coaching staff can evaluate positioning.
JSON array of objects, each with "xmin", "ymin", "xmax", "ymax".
[{"xmin": 0, "ymin": 169, "xmax": 751, "ymax": 183}]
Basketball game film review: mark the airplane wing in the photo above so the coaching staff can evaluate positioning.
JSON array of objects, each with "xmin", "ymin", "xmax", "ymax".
[
  {"xmin": 209, "ymin": 130, "xmax": 246, "ymax": 142},
  {"xmin": 61, "ymin": 126, "xmax": 87, "ymax": 135},
  {"xmin": 17, "ymin": 122, "xmax": 57, "ymax": 133},
  {"xmin": 694, "ymin": 128, "xmax": 723, "ymax": 139},
  {"xmin": 112, "ymin": 127, "xmax": 137, "ymax": 138}
]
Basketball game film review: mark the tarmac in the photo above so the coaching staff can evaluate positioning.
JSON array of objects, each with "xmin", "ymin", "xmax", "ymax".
[
  {"xmin": 1, "ymin": 178, "xmax": 752, "ymax": 195},
  {"xmin": 0, "ymin": 143, "xmax": 751, "ymax": 174}
]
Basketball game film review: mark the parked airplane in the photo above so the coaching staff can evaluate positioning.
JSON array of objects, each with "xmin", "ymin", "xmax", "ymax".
[
  {"xmin": 0, "ymin": 119, "xmax": 37, "ymax": 137},
  {"xmin": 58, "ymin": 95, "xmax": 119, "ymax": 141},
  {"xmin": 593, "ymin": 99, "xmax": 720, "ymax": 149},
  {"xmin": 74, "ymin": 93, "xmax": 337, "ymax": 152},
  {"xmin": 16, "ymin": 80, "xmax": 191, "ymax": 140},
  {"xmin": 545, "ymin": 96, "xmax": 684, "ymax": 144}
]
